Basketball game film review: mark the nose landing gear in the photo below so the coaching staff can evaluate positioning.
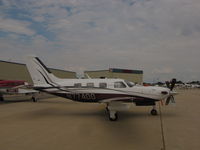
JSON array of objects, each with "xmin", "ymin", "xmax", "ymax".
[{"xmin": 150, "ymin": 106, "xmax": 158, "ymax": 116}]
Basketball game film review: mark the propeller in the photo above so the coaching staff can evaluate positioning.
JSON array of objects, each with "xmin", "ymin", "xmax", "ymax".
[
  {"xmin": 165, "ymin": 78, "xmax": 176, "ymax": 91},
  {"xmin": 165, "ymin": 78, "xmax": 176, "ymax": 105},
  {"xmin": 165, "ymin": 95, "xmax": 175, "ymax": 105},
  {"xmin": 170, "ymin": 78, "xmax": 176, "ymax": 91}
]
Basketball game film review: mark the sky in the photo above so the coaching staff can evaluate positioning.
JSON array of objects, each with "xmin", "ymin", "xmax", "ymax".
[{"xmin": 0, "ymin": 0, "xmax": 200, "ymax": 82}]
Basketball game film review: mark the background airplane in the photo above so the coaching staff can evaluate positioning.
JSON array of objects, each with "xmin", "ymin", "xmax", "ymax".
[
  {"xmin": 0, "ymin": 80, "xmax": 38, "ymax": 102},
  {"xmin": 25, "ymin": 56, "xmax": 177, "ymax": 121}
]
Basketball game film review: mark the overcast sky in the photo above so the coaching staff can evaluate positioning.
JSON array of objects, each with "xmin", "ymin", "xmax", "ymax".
[{"xmin": 0, "ymin": 0, "xmax": 200, "ymax": 82}]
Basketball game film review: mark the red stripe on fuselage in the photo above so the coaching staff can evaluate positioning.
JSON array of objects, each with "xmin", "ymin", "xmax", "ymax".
[{"xmin": 0, "ymin": 80, "xmax": 25, "ymax": 88}]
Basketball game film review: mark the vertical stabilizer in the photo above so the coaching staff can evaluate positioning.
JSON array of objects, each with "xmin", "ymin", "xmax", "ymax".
[{"xmin": 25, "ymin": 56, "xmax": 60, "ymax": 86}]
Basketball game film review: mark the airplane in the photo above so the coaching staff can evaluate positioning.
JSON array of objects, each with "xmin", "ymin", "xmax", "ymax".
[
  {"xmin": 25, "ymin": 56, "xmax": 177, "ymax": 121},
  {"xmin": 0, "ymin": 80, "xmax": 38, "ymax": 102}
]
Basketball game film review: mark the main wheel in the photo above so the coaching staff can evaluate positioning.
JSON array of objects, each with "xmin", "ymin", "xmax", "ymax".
[
  {"xmin": 109, "ymin": 112, "xmax": 118, "ymax": 121},
  {"xmin": 151, "ymin": 109, "xmax": 158, "ymax": 116}
]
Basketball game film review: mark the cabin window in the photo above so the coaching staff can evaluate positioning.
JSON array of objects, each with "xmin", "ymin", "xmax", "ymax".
[
  {"xmin": 74, "ymin": 83, "xmax": 82, "ymax": 88},
  {"xmin": 99, "ymin": 83, "xmax": 107, "ymax": 88},
  {"xmin": 114, "ymin": 82, "xmax": 126, "ymax": 88},
  {"xmin": 87, "ymin": 83, "xmax": 94, "ymax": 88},
  {"xmin": 125, "ymin": 80, "xmax": 135, "ymax": 87}
]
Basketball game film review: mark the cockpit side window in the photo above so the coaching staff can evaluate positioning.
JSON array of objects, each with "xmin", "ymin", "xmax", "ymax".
[
  {"xmin": 125, "ymin": 80, "xmax": 135, "ymax": 87},
  {"xmin": 114, "ymin": 82, "xmax": 126, "ymax": 88}
]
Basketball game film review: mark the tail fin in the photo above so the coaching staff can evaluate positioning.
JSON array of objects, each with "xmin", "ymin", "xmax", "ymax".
[{"xmin": 25, "ymin": 55, "xmax": 60, "ymax": 86}]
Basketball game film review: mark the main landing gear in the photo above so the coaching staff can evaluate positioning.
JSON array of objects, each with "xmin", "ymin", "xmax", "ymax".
[
  {"xmin": 108, "ymin": 110, "xmax": 118, "ymax": 121},
  {"xmin": 150, "ymin": 106, "xmax": 158, "ymax": 116},
  {"xmin": 31, "ymin": 96, "xmax": 38, "ymax": 102},
  {"xmin": 106, "ymin": 106, "xmax": 118, "ymax": 121}
]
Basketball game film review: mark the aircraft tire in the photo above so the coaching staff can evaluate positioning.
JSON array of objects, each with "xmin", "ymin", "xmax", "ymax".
[
  {"xmin": 151, "ymin": 109, "xmax": 158, "ymax": 116},
  {"xmin": 32, "ymin": 97, "xmax": 38, "ymax": 102},
  {"xmin": 109, "ymin": 112, "xmax": 118, "ymax": 121}
]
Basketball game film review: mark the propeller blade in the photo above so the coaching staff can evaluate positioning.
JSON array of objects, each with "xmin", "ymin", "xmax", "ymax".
[
  {"xmin": 170, "ymin": 78, "xmax": 176, "ymax": 91},
  {"xmin": 170, "ymin": 95, "xmax": 175, "ymax": 103},
  {"xmin": 165, "ymin": 95, "xmax": 175, "ymax": 105},
  {"xmin": 166, "ymin": 81, "xmax": 170, "ymax": 89},
  {"xmin": 165, "ymin": 96, "xmax": 171, "ymax": 105},
  {"xmin": 166, "ymin": 78, "xmax": 177, "ymax": 91}
]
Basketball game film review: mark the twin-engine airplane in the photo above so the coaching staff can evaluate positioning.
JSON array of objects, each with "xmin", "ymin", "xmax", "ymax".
[
  {"xmin": 0, "ymin": 80, "xmax": 38, "ymax": 102},
  {"xmin": 25, "ymin": 56, "xmax": 177, "ymax": 121}
]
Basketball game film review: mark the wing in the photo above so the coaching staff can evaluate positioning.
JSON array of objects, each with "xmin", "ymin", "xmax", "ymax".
[
  {"xmin": 101, "ymin": 97, "xmax": 133, "ymax": 103},
  {"xmin": 105, "ymin": 100, "xmax": 131, "ymax": 111},
  {"xmin": 101, "ymin": 97, "xmax": 133, "ymax": 111}
]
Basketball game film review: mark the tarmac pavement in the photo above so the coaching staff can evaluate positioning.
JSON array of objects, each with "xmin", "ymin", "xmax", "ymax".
[{"xmin": 0, "ymin": 89, "xmax": 199, "ymax": 150}]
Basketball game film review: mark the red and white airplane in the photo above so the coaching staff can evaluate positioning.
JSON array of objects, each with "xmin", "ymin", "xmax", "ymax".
[
  {"xmin": 0, "ymin": 80, "xmax": 37, "ymax": 102},
  {"xmin": 25, "ymin": 56, "xmax": 177, "ymax": 121}
]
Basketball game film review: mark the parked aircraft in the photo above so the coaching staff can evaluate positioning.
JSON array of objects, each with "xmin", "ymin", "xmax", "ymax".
[
  {"xmin": 25, "ymin": 56, "xmax": 177, "ymax": 121},
  {"xmin": 0, "ymin": 80, "xmax": 38, "ymax": 102}
]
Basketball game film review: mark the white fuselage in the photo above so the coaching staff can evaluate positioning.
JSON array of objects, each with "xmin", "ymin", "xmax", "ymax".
[{"xmin": 35, "ymin": 78, "xmax": 171, "ymax": 103}]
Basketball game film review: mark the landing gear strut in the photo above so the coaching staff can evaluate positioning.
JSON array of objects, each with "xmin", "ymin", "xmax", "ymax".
[
  {"xmin": 150, "ymin": 106, "xmax": 158, "ymax": 116},
  {"xmin": 32, "ymin": 96, "xmax": 38, "ymax": 102}
]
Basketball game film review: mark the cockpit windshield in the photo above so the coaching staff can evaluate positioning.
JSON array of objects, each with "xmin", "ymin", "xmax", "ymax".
[{"xmin": 125, "ymin": 80, "xmax": 135, "ymax": 87}]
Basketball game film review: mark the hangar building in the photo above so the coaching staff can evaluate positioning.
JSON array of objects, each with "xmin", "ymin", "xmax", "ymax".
[
  {"xmin": 84, "ymin": 68, "xmax": 143, "ymax": 84},
  {"xmin": 0, "ymin": 60, "xmax": 77, "ymax": 84}
]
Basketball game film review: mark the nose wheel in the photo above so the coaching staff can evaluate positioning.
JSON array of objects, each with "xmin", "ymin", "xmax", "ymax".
[
  {"xmin": 150, "ymin": 105, "xmax": 158, "ymax": 115},
  {"xmin": 151, "ymin": 109, "xmax": 158, "ymax": 115}
]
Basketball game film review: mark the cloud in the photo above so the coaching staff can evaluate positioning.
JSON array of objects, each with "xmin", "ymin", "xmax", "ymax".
[
  {"xmin": 0, "ymin": 0, "xmax": 200, "ymax": 82},
  {"xmin": 153, "ymin": 67, "xmax": 174, "ymax": 74},
  {"xmin": 0, "ymin": 17, "xmax": 35, "ymax": 36}
]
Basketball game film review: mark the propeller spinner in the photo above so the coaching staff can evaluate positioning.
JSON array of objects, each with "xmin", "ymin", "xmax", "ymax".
[{"xmin": 165, "ymin": 78, "xmax": 177, "ymax": 105}]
